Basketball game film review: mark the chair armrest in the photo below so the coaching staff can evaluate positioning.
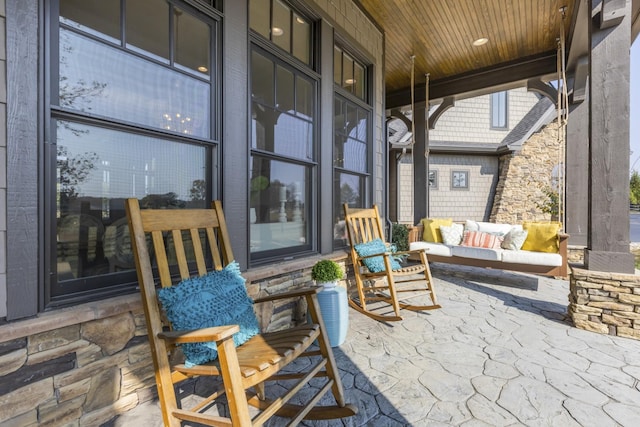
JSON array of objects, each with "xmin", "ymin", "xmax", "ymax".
[
  {"xmin": 357, "ymin": 249, "xmax": 424, "ymax": 259},
  {"xmin": 394, "ymin": 249, "xmax": 427, "ymax": 257},
  {"xmin": 356, "ymin": 252, "xmax": 387, "ymax": 260},
  {"xmin": 253, "ymin": 286, "xmax": 321, "ymax": 304},
  {"xmin": 158, "ymin": 325, "xmax": 239, "ymax": 344},
  {"xmin": 408, "ymin": 224, "xmax": 423, "ymax": 243}
]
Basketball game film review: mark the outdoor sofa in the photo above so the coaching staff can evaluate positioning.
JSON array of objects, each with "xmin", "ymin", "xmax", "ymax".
[{"xmin": 408, "ymin": 219, "xmax": 569, "ymax": 278}]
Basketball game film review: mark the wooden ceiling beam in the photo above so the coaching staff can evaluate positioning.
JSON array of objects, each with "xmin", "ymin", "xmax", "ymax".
[{"xmin": 386, "ymin": 51, "xmax": 558, "ymax": 109}]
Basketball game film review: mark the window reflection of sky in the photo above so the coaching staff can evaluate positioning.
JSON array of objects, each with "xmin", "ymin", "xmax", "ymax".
[
  {"xmin": 252, "ymin": 108, "xmax": 313, "ymax": 161},
  {"xmin": 57, "ymin": 121, "xmax": 206, "ymax": 201},
  {"xmin": 335, "ymin": 95, "xmax": 368, "ymax": 173},
  {"xmin": 60, "ymin": 29, "xmax": 210, "ymax": 138},
  {"xmin": 274, "ymin": 112, "xmax": 313, "ymax": 160}
]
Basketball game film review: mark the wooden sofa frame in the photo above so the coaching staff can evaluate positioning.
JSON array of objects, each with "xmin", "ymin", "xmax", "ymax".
[{"xmin": 408, "ymin": 223, "xmax": 569, "ymax": 279}]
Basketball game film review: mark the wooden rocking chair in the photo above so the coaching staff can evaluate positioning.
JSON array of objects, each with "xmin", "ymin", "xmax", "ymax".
[
  {"xmin": 343, "ymin": 204, "xmax": 441, "ymax": 322},
  {"xmin": 126, "ymin": 198, "xmax": 357, "ymax": 426}
]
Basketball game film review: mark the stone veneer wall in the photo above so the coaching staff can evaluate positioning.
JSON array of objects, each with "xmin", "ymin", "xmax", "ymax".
[
  {"xmin": 490, "ymin": 121, "xmax": 561, "ymax": 223},
  {"xmin": 0, "ymin": 257, "xmax": 350, "ymax": 425},
  {"xmin": 568, "ymin": 267, "xmax": 640, "ymax": 340}
]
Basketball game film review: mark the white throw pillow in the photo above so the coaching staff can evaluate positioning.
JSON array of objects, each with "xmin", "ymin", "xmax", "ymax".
[
  {"xmin": 439, "ymin": 223, "xmax": 464, "ymax": 245},
  {"xmin": 464, "ymin": 219, "xmax": 479, "ymax": 232},
  {"xmin": 476, "ymin": 221, "xmax": 514, "ymax": 236},
  {"xmin": 501, "ymin": 228, "xmax": 529, "ymax": 250}
]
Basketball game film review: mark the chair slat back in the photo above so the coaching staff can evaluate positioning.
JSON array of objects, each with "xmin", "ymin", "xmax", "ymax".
[
  {"xmin": 343, "ymin": 204, "xmax": 386, "ymax": 246},
  {"xmin": 127, "ymin": 199, "xmax": 235, "ymax": 291}
]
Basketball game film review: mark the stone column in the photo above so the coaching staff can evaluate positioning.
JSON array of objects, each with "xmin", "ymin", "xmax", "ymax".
[{"xmin": 586, "ymin": 0, "xmax": 635, "ymax": 273}]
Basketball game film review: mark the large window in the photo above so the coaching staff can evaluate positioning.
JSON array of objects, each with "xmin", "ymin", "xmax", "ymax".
[
  {"xmin": 48, "ymin": 0, "xmax": 220, "ymax": 303},
  {"xmin": 250, "ymin": 48, "xmax": 316, "ymax": 261},
  {"xmin": 333, "ymin": 47, "xmax": 371, "ymax": 248}
]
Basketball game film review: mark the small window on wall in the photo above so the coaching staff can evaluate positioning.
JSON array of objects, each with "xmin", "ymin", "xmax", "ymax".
[
  {"xmin": 490, "ymin": 91, "xmax": 508, "ymax": 129},
  {"xmin": 334, "ymin": 46, "xmax": 366, "ymax": 101},
  {"xmin": 451, "ymin": 171, "xmax": 469, "ymax": 189},
  {"xmin": 428, "ymin": 170, "xmax": 438, "ymax": 189},
  {"xmin": 249, "ymin": 0, "xmax": 312, "ymax": 65}
]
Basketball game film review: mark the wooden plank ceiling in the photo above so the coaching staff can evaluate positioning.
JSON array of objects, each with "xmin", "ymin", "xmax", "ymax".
[{"xmin": 357, "ymin": 0, "xmax": 576, "ymax": 105}]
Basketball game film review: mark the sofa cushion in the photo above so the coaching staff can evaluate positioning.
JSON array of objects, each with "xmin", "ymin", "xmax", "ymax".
[
  {"xmin": 452, "ymin": 245, "xmax": 503, "ymax": 261},
  {"xmin": 501, "ymin": 228, "xmax": 529, "ymax": 250},
  {"xmin": 522, "ymin": 221, "xmax": 561, "ymax": 253},
  {"xmin": 461, "ymin": 230, "xmax": 504, "ymax": 249},
  {"xmin": 421, "ymin": 218, "xmax": 453, "ymax": 243},
  {"xmin": 502, "ymin": 249, "xmax": 563, "ymax": 266},
  {"xmin": 409, "ymin": 241, "xmax": 453, "ymax": 257},
  {"xmin": 439, "ymin": 223, "xmax": 464, "ymax": 245},
  {"xmin": 465, "ymin": 220, "xmax": 518, "ymax": 236}
]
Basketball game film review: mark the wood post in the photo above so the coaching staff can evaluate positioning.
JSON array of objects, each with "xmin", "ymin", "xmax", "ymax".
[{"xmin": 586, "ymin": 0, "xmax": 635, "ymax": 273}]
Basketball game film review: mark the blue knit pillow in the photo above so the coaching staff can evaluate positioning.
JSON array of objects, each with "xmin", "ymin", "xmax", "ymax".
[
  {"xmin": 157, "ymin": 261, "xmax": 259, "ymax": 367},
  {"xmin": 354, "ymin": 238, "xmax": 402, "ymax": 273}
]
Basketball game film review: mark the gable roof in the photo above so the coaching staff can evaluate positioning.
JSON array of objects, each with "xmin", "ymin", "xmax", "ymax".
[{"xmin": 497, "ymin": 96, "xmax": 556, "ymax": 152}]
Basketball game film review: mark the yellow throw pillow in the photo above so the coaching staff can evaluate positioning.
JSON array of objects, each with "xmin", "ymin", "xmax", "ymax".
[
  {"xmin": 521, "ymin": 221, "xmax": 561, "ymax": 253},
  {"xmin": 421, "ymin": 218, "xmax": 453, "ymax": 243}
]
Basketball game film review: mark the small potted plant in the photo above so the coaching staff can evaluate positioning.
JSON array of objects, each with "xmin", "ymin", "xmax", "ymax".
[
  {"xmin": 311, "ymin": 259, "xmax": 344, "ymax": 289},
  {"xmin": 310, "ymin": 259, "xmax": 348, "ymax": 347}
]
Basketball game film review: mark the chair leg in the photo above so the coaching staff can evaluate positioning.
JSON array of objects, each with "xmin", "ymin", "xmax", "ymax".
[
  {"xmin": 420, "ymin": 251, "xmax": 439, "ymax": 306},
  {"xmin": 384, "ymin": 275, "xmax": 403, "ymax": 319},
  {"xmin": 255, "ymin": 382, "xmax": 266, "ymax": 400},
  {"xmin": 151, "ymin": 340, "xmax": 182, "ymax": 427},
  {"xmin": 217, "ymin": 336, "xmax": 253, "ymax": 426},
  {"xmin": 354, "ymin": 269, "xmax": 368, "ymax": 313},
  {"xmin": 306, "ymin": 294, "xmax": 347, "ymax": 408}
]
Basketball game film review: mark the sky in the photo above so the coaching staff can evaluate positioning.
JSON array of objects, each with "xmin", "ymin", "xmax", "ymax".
[{"xmin": 630, "ymin": 38, "xmax": 639, "ymax": 173}]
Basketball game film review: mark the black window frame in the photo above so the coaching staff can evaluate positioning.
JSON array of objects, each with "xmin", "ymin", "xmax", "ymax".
[
  {"xmin": 248, "ymin": 24, "xmax": 319, "ymax": 264},
  {"xmin": 44, "ymin": 0, "xmax": 223, "ymax": 307},
  {"xmin": 249, "ymin": 0, "xmax": 315, "ymax": 68},
  {"xmin": 332, "ymin": 43, "xmax": 372, "ymax": 250}
]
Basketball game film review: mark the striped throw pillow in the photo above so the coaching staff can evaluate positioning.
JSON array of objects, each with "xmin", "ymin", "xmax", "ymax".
[{"xmin": 461, "ymin": 230, "xmax": 504, "ymax": 249}]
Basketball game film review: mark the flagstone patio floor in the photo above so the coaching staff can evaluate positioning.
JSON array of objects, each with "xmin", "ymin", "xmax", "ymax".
[{"xmin": 110, "ymin": 264, "xmax": 640, "ymax": 426}]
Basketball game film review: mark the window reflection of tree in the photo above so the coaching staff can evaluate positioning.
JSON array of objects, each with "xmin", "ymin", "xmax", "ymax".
[
  {"xmin": 251, "ymin": 105, "xmax": 278, "ymax": 223},
  {"xmin": 340, "ymin": 183, "xmax": 359, "ymax": 206},
  {"xmin": 57, "ymin": 145, "xmax": 99, "ymax": 213},
  {"xmin": 59, "ymin": 30, "xmax": 108, "ymax": 114}
]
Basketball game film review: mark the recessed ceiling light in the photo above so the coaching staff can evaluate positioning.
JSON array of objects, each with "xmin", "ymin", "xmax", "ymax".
[
  {"xmin": 345, "ymin": 78, "xmax": 356, "ymax": 85},
  {"xmin": 197, "ymin": 66, "xmax": 208, "ymax": 73},
  {"xmin": 473, "ymin": 37, "xmax": 489, "ymax": 46},
  {"xmin": 272, "ymin": 27, "xmax": 284, "ymax": 36}
]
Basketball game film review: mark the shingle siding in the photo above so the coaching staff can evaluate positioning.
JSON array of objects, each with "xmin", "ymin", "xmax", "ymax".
[
  {"xmin": 429, "ymin": 88, "xmax": 539, "ymax": 144},
  {"xmin": 398, "ymin": 154, "xmax": 498, "ymax": 222},
  {"xmin": 396, "ymin": 88, "xmax": 543, "ymax": 223}
]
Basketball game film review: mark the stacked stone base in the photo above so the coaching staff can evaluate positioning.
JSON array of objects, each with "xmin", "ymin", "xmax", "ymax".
[{"xmin": 568, "ymin": 267, "xmax": 640, "ymax": 340}]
